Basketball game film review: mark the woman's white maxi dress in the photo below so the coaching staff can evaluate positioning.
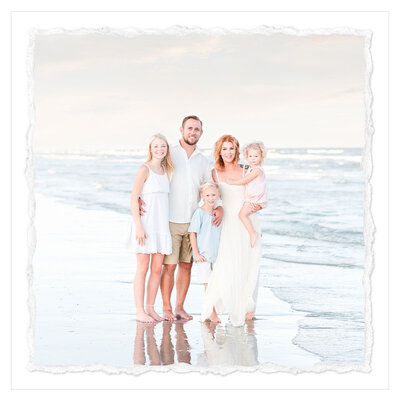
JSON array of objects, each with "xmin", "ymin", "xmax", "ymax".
[{"xmin": 201, "ymin": 168, "xmax": 261, "ymax": 327}]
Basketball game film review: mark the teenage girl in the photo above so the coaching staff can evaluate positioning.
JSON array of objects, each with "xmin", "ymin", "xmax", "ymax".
[{"xmin": 128, "ymin": 134, "xmax": 174, "ymax": 323}]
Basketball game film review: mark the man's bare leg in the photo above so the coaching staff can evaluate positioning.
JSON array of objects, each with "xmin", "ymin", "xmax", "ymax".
[
  {"xmin": 175, "ymin": 322, "xmax": 191, "ymax": 364},
  {"xmin": 174, "ymin": 262, "xmax": 193, "ymax": 320},
  {"xmin": 160, "ymin": 322, "xmax": 174, "ymax": 365},
  {"xmin": 160, "ymin": 264, "xmax": 177, "ymax": 321}
]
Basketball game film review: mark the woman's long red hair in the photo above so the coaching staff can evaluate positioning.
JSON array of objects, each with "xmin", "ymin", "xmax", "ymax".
[{"xmin": 214, "ymin": 135, "xmax": 240, "ymax": 171}]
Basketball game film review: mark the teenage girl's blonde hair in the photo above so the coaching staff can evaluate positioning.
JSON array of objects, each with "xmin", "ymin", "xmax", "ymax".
[
  {"xmin": 146, "ymin": 134, "xmax": 174, "ymax": 180},
  {"xmin": 199, "ymin": 181, "xmax": 220, "ymax": 195},
  {"xmin": 243, "ymin": 141, "xmax": 267, "ymax": 162}
]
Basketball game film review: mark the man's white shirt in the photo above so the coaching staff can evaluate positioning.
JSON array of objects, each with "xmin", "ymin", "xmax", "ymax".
[{"xmin": 169, "ymin": 142, "xmax": 214, "ymax": 223}]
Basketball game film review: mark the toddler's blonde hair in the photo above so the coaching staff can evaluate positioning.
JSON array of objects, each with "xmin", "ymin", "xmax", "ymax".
[
  {"xmin": 199, "ymin": 181, "xmax": 220, "ymax": 195},
  {"xmin": 243, "ymin": 141, "xmax": 267, "ymax": 161}
]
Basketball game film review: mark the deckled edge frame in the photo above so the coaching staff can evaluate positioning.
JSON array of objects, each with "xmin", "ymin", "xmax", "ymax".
[{"xmin": 25, "ymin": 25, "xmax": 374, "ymax": 376}]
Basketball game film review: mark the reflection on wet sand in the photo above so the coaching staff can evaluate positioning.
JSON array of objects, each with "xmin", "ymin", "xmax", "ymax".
[
  {"xmin": 133, "ymin": 319, "xmax": 258, "ymax": 367},
  {"xmin": 199, "ymin": 320, "xmax": 258, "ymax": 366},
  {"xmin": 133, "ymin": 321, "xmax": 191, "ymax": 366}
]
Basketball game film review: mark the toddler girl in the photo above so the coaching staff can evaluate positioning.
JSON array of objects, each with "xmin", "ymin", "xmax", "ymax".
[
  {"xmin": 227, "ymin": 142, "xmax": 267, "ymax": 248},
  {"xmin": 127, "ymin": 134, "xmax": 174, "ymax": 323}
]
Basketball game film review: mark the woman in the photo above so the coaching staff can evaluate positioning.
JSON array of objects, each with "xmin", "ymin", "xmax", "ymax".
[{"xmin": 200, "ymin": 135, "xmax": 262, "ymax": 327}]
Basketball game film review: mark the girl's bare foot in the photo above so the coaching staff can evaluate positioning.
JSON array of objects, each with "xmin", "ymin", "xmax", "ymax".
[
  {"xmin": 145, "ymin": 306, "xmax": 163, "ymax": 322},
  {"xmin": 250, "ymin": 232, "xmax": 258, "ymax": 248},
  {"xmin": 163, "ymin": 309, "xmax": 177, "ymax": 322},
  {"xmin": 136, "ymin": 311, "xmax": 155, "ymax": 323}
]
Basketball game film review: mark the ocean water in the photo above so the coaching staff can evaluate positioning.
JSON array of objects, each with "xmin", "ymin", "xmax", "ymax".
[{"xmin": 33, "ymin": 147, "xmax": 366, "ymax": 366}]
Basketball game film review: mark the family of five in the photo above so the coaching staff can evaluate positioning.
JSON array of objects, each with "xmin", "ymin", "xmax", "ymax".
[{"xmin": 127, "ymin": 115, "xmax": 267, "ymax": 327}]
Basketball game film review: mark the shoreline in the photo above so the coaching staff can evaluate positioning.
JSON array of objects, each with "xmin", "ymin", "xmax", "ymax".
[{"xmin": 31, "ymin": 194, "xmax": 320, "ymax": 369}]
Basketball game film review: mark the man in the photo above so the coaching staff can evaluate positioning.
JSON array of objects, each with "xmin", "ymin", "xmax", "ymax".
[{"xmin": 161, "ymin": 115, "xmax": 223, "ymax": 321}]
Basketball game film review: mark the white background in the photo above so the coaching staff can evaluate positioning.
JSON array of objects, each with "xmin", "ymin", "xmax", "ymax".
[{"xmin": 2, "ymin": 1, "xmax": 396, "ymax": 398}]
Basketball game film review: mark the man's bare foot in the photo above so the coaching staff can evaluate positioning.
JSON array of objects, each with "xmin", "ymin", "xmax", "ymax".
[
  {"xmin": 250, "ymin": 232, "xmax": 258, "ymax": 248},
  {"xmin": 145, "ymin": 306, "xmax": 163, "ymax": 322},
  {"xmin": 136, "ymin": 311, "xmax": 155, "ymax": 323},
  {"xmin": 174, "ymin": 308, "xmax": 193, "ymax": 320},
  {"xmin": 245, "ymin": 312, "xmax": 255, "ymax": 320},
  {"xmin": 163, "ymin": 309, "xmax": 177, "ymax": 322}
]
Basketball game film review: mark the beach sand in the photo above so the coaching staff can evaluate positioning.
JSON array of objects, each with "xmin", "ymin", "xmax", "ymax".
[{"xmin": 31, "ymin": 194, "xmax": 321, "ymax": 372}]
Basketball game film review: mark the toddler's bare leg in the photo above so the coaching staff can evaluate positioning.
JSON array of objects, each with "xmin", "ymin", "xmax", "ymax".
[{"xmin": 239, "ymin": 203, "xmax": 258, "ymax": 248}]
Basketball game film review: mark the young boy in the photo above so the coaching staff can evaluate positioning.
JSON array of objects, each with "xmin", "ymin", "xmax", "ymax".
[
  {"xmin": 188, "ymin": 182, "xmax": 221, "ymax": 289},
  {"xmin": 189, "ymin": 182, "xmax": 222, "ymax": 294}
]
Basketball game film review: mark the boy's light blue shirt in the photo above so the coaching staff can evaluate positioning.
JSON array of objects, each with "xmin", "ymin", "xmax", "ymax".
[{"xmin": 188, "ymin": 207, "xmax": 222, "ymax": 263}]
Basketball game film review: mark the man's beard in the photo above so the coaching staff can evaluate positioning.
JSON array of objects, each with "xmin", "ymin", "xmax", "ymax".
[{"xmin": 183, "ymin": 137, "xmax": 199, "ymax": 146}]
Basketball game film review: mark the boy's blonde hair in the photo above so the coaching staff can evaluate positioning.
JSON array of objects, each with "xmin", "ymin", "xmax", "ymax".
[
  {"xmin": 199, "ymin": 181, "xmax": 220, "ymax": 195},
  {"xmin": 243, "ymin": 141, "xmax": 267, "ymax": 161},
  {"xmin": 146, "ymin": 134, "xmax": 174, "ymax": 180}
]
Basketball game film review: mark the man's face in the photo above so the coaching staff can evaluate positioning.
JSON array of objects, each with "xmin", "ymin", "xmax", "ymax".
[{"xmin": 180, "ymin": 118, "xmax": 203, "ymax": 146}]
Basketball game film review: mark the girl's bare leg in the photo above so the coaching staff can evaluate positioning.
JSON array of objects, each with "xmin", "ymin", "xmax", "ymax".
[
  {"xmin": 145, "ymin": 253, "xmax": 164, "ymax": 322},
  {"xmin": 239, "ymin": 203, "xmax": 258, "ymax": 248},
  {"xmin": 145, "ymin": 324, "xmax": 161, "ymax": 365},
  {"xmin": 133, "ymin": 321, "xmax": 146, "ymax": 365},
  {"xmin": 134, "ymin": 254, "xmax": 155, "ymax": 323}
]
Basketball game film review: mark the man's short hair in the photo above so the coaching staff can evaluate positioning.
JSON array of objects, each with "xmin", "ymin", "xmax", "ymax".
[{"xmin": 182, "ymin": 115, "xmax": 203, "ymax": 129}]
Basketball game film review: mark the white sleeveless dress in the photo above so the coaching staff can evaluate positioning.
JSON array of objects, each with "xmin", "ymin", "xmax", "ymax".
[
  {"xmin": 127, "ymin": 164, "xmax": 172, "ymax": 255},
  {"xmin": 201, "ymin": 167, "xmax": 262, "ymax": 327}
]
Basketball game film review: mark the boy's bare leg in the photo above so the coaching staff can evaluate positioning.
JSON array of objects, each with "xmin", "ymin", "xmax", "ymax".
[
  {"xmin": 160, "ymin": 264, "xmax": 177, "ymax": 321},
  {"xmin": 239, "ymin": 203, "xmax": 258, "ymax": 248},
  {"xmin": 174, "ymin": 262, "xmax": 193, "ymax": 320}
]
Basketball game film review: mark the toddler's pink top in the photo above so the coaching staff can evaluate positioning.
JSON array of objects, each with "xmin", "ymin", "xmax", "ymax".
[{"xmin": 244, "ymin": 166, "xmax": 268, "ymax": 208}]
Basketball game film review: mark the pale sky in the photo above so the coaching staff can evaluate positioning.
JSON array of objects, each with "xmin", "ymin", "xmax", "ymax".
[{"xmin": 33, "ymin": 32, "xmax": 366, "ymax": 151}]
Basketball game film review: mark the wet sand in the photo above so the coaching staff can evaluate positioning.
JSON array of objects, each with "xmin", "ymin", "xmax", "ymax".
[{"xmin": 32, "ymin": 194, "xmax": 321, "ymax": 371}]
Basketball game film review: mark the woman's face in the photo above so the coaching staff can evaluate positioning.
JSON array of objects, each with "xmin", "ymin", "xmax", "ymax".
[{"xmin": 220, "ymin": 141, "xmax": 237, "ymax": 164}]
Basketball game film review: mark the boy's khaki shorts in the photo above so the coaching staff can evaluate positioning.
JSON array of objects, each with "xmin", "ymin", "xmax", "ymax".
[{"xmin": 163, "ymin": 222, "xmax": 193, "ymax": 265}]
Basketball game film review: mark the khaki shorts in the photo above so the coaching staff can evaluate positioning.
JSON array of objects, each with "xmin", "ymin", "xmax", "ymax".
[{"xmin": 163, "ymin": 222, "xmax": 193, "ymax": 265}]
